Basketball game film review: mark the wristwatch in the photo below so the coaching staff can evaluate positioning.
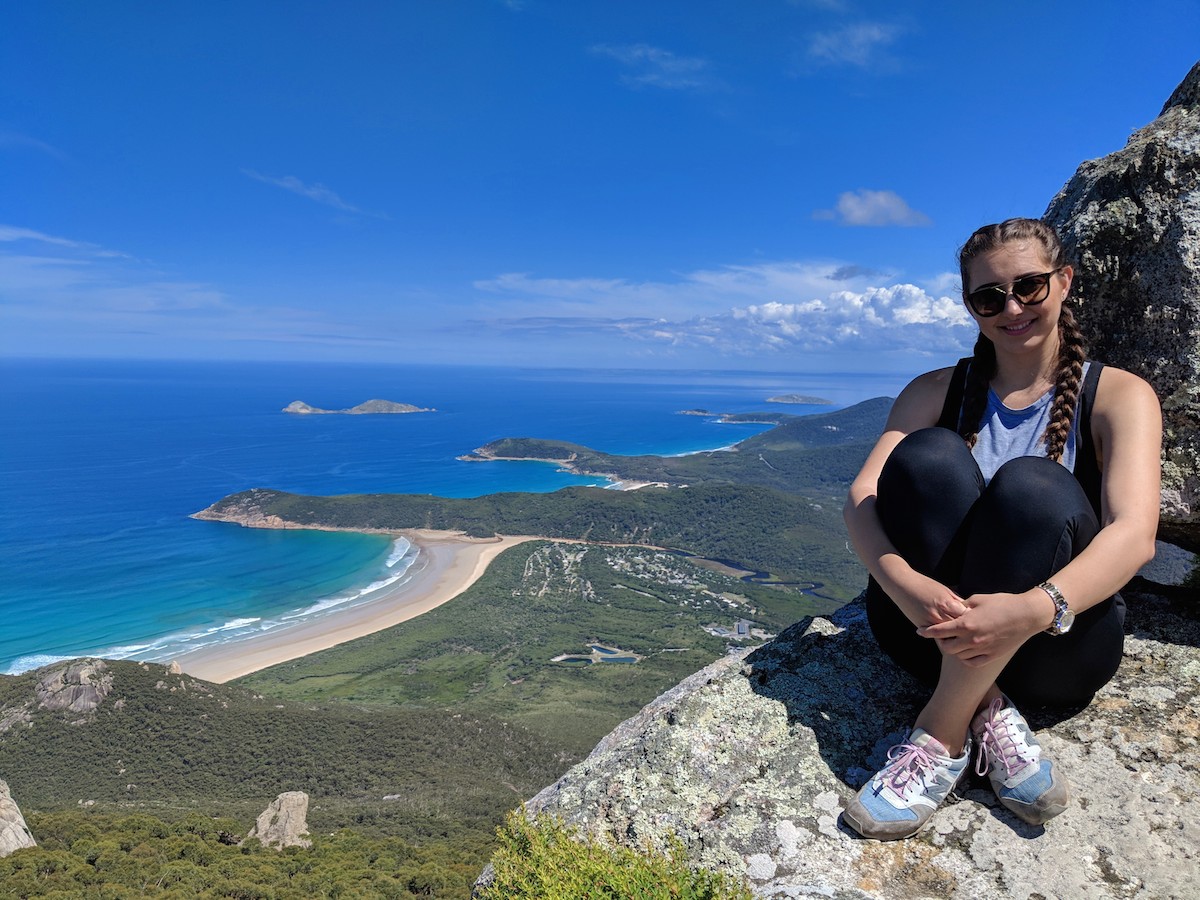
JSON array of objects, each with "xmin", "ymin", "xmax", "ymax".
[{"xmin": 1039, "ymin": 581, "xmax": 1074, "ymax": 635}]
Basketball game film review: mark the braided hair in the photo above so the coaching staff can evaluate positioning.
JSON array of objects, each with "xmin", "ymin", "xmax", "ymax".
[{"xmin": 957, "ymin": 218, "xmax": 1086, "ymax": 463}]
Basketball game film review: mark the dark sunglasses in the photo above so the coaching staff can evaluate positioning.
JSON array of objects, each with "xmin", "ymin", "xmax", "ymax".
[{"xmin": 964, "ymin": 268, "xmax": 1063, "ymax": 317}]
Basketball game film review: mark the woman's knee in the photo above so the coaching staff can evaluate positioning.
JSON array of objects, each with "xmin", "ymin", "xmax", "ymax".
[
  {"xmin": 985, "ymin": 457, "xmax": 1098, "ymax": 533},
  {"xmin": 878, "ymin": 428, "xmax": 983, "ymax": 501}
]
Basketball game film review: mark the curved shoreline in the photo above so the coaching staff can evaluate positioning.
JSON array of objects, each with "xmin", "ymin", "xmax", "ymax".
[{"xmin": 173, "ymin": 530, "xmax": 538, "ymax": 683}]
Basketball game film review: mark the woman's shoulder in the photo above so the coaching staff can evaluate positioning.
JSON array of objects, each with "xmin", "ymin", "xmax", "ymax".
[
  {"xmin": 1093, "ymin": 364, "xmax": 1159, "ymax": 405},
  {"xmin": 1091, "ymin": 364, "xmax": 1161, "ymax": 426},
  {"xmin": 887, "ymin": 364, "xmax": 960, "ymax": 429},
  {"xmin": 899, "ymin": 364, "xmax": 960, "ymax": 401}
]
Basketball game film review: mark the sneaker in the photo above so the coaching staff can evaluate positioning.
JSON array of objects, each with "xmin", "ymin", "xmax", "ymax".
[
  {"xmin": 971, "ymin": 697, "xmax": 1069, "ymax": 825},
  {"xmin": 843, "ymin": 728, "xmax": 971, "ymax": 840}
]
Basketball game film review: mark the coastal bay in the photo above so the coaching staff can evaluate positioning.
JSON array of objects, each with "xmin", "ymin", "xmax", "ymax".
[{"xmin": 174, "ymin": 530, "xmax": 537, "ymax": 682}]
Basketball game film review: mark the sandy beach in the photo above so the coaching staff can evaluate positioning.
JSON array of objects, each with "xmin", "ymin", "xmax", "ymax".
[{"xmin": 175, "ymin": 530, "xmax": 538, "ymax": 683}]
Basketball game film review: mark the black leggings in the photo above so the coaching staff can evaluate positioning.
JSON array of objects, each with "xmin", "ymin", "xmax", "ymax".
[{"xmin": 865, "ymin": 427, "xmax": 1125, "ymax": 708}]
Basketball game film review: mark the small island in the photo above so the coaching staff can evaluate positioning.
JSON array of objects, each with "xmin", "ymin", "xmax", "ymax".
[
  {"xmin": 283, "ymin": 399, "xmax": 435, "ymax": 415},
  {"xmin": 766, "ymin": 394, "xmax": 832, "ymax": 405},
  {"xmin": 676, "ymin": 409, "xmax": 713, "ymax": 416}
]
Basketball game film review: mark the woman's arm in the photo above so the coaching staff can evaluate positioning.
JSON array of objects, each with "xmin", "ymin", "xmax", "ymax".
[
  {"xmin": 843, "ymin": 367, "xmax": 969, "ymax": 628},
  {"xmin": 921, "ymin": 367, "xmax": 1162, "ymax": 664}
]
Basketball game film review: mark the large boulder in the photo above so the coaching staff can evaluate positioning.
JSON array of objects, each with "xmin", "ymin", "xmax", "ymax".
[
  {"xmin": 0, "ymin": 780, "xmax": 36, "ymax": 858},
  {"xmin": 1044, "ymin": 60, "xmax": 1200, "ymax": 553},
  {"xmin": 33, "ymin": 660, "xmax": 113, "ymax": 716},
  {"xmin": 243, "ymin": 791, "xmax": 313, "ymax": 850},
  {"xmin": 519, "ymin": 590, "xmax": 1199, "ymax": 898}
]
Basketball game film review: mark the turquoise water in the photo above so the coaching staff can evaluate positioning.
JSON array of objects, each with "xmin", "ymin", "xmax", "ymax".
[{"xmin": 0, "ymin": 359, "xmax": 903, "ymax": 673}]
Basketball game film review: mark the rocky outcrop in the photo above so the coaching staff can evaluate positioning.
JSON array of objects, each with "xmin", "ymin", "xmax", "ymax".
[
  {"xmin": 33, "ymin": 661, "xmax": 113, "ymax": 716},
  {"xmin": 515, "ymin": 589, "xmax": 1199, "ymax": 898},
  {"xmin": 0, "ymin": 780, "xmax": 36, "ymax": 858},
  {"xmin": 244, "ymin": 791, "xmax": 313, "ymax": 850},
  {"xmin": 1044, "ymin": 60, "xmax": 1200, "ymax": 552}
]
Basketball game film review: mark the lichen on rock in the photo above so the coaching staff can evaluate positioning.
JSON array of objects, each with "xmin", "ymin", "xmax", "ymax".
[
  {"xmin": 1045, "ymin": 59, "xmax": 1200, "ymax": 552},
  {"xmin": 522, "ymin": 591, "xmax": 1199, "ymax": 898}
]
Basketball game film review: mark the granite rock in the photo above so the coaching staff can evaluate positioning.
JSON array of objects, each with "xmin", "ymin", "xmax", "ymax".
[
  {"xmin": 33, "ymin": 661, "xmax": 114, "ymax": 717},
  {"xmin": 0, "ymin": 780, "xmax": 36, "ymax": 858},
  {"xmin": 244, "ymin": 791, "xmax": 313, "ymax": 850},
  {"xmin": 520, "ymin": 591, "xmax": 1199, "ymax": 898},
  {"xmin": 1044, "ymin": 60, "xmax": 1200, "ymax": 552}
]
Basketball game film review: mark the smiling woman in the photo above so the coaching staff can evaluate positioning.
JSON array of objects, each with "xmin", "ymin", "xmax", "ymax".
[{"xmin": 840, "ymin": 217, "xmax": 1163, "ymax": 841}]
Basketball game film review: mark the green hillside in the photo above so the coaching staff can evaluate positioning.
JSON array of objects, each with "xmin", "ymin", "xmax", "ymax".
[
  {"xmin": 235, "ymin": 542, "xmax": 841, "ymax": 747},
  {"xmin": 459, "ymin": 397, "xmax": 891, "ymax": 493},
  {"xmin": 0, "ymin": 660, "xmax": 559, "ymax": 844}
]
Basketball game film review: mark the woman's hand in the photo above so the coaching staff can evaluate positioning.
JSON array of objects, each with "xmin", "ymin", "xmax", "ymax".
[
  {"xmin": 889, "ymin": 571, "xmax": 969, "ymax": 629},
  {"xmin": 916, "ymin": 590, "xmax": 1052, "ymax": 666}
]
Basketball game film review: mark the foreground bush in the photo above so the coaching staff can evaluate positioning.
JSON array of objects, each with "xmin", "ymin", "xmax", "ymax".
[
  {"xmin": 479, "ymin": 811, "xmax": 752, "ymax": 900},
  {"xmin": 0, "ymin": 811, "xmax": 481, "ymax": 899}
]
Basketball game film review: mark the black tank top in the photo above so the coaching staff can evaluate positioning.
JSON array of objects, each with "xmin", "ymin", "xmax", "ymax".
[{"xmin": 935, "ymin": 358, "xmax": 1104, "ymax": 519}]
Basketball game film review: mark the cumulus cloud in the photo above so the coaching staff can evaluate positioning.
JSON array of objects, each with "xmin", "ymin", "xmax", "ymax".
[
  {"xmin": 591, "ymin": 44, "xmax": 720, "ymax": 91},
  {"xmin": 814, "ymin": 189, "xmax": 931, "ymax": 227},
  {"xmin": 468, "ymin": 261, "xmax": 974, "ymax": 357},
  {"xmin": 242, "ymin": 169, "xmax": 388, "ymax": 219},
  {"xmin": 807, "ymin": 22, "xmax": 901, "ymax": 68}
]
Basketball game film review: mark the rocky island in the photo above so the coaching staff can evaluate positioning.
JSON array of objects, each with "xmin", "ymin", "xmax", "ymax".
[
  {"xmin": 282, "ymin": 399, "xmax": 434, "ymax": 415},
  {"xmin": 767, "ymin": 394, "xmax": 832, "ymax": 405}
]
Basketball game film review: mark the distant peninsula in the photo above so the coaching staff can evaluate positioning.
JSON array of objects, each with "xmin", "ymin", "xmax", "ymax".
[
  {"xmin": 283, "ymin": 399, "xmax": 435, "ymax": 415},
  {"xmin": 766, "ymin": 394, "xmax": 832, "ymax": 405}
]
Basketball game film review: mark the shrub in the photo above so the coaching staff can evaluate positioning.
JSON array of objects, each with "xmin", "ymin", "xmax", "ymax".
[{"xmin": 479, "ymin": 811, "xmax": 752, "ymax": 900}]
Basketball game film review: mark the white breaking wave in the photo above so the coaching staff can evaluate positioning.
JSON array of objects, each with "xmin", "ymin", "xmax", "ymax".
[{"xmin": 3, "ymin": 539, "xmax": 424, "ymax": 674}]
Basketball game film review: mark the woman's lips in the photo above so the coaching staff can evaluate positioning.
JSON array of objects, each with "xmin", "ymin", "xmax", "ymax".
[{"xmin": 1000, "ymin": 319, "xmax": 1034, "ymax": 336}]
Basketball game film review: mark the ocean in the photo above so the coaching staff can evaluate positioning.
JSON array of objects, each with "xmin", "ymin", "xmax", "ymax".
[{"xmin": 0, "ymin": 358, "xmax": 906, "ymax": 675}]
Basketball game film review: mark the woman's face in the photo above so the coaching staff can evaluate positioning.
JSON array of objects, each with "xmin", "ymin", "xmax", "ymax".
[{"xmin": 964, "ymin": 240, "xmax": 1072, "ymax": 358}]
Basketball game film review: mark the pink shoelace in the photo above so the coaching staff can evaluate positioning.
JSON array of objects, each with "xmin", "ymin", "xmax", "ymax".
[
  {"xmin": 881, "ymin": 741, "xmax": 940, "ymax": 793},
  {"xmin": 974, "ymin": 698, "xmax": 1032, "ymax": 778}
]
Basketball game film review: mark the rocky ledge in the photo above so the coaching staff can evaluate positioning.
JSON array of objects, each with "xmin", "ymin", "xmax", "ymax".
[{"xmin": 509, "ymin": 586, "xmax": 1199, "ymax": 898}]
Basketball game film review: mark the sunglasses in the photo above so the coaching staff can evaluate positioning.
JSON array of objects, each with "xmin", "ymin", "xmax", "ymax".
[{"xmin": 964, "ymin": 268, "xmax": 1063, "ymax": 317}]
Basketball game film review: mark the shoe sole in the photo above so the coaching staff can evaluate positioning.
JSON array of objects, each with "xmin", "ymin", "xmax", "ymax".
[
  {"xmin": 1000, "ymin": 796, "xmax": 1069, "ymax": 825},
  {"xmin": 842, "ymin": 806, "xmax": 929, "ymax": 841}
]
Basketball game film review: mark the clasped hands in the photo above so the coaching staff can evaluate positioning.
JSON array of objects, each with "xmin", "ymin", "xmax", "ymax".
[{"xmin": 909, "ymin": 583, "xmax": 1046, "ymax": 667}]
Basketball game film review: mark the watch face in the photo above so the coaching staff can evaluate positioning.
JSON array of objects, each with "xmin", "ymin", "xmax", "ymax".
[{"xmin": 1059, "ymin": 609, "xmax": 1076, "ymax": 634}]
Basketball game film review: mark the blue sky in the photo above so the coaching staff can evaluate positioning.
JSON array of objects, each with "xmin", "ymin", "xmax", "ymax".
[{"xmin": 3, "ymin": 2, "xmax": 1197, "ymax": 373}]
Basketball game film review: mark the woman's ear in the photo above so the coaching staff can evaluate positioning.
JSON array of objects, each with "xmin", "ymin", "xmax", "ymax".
[{"xmin": 1059, "ymin": 265, "xmax": 1074, "ymax": 297}]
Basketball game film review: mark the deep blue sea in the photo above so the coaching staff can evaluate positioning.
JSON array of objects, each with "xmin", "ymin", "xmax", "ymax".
[{"xmin": 0, "ymin": 359, "xmax": 905, "ymax": 674}]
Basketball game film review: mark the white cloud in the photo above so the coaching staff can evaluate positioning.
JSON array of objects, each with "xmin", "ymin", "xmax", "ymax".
[
  {"xmin": 242, "ymin": 169, "xmax": 388, "ymax": 219},
  {"xmin": 0, "ymin": 131, "xmax": 69, "ymax": 161},
  {"xmin": 591, "ymin": 44, "xmax": 720, "ymax": 91},
  {"xmin": 468, "ymin": 261, "xmax": 974, "ymax": 357},
  {"xmin": 0, "ymin": 226, "xmax": 88, "ymax": 248},
  {"xmin": 814, "ymin": 189, "xmax": 931, "ymax": 227},
  {"xmin": 0, "ymin": 225, "xmax": 129, "ymax": 258},
  {"xmin": 807, "ymin": 22, "xmax": 900, "ymax": 68}
]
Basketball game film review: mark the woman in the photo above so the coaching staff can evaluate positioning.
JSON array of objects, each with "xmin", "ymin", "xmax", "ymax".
[{"xmin": 841, "ymin": 218, "xmax": 1161, "ymax": 841}]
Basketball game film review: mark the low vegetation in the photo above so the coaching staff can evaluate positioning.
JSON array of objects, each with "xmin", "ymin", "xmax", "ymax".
[
  {"xmin": 1, "ymin": 810, "xmax": 483, "ymax": 899},
  {"xmin": 478, "ymin": 812, "xmax": 753, "ymax": 900}
]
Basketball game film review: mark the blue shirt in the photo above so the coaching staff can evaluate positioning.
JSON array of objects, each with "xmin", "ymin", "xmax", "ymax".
[{"xmin": 970, "ymin": 362, "xmax": 1089, "ymax": 484}]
